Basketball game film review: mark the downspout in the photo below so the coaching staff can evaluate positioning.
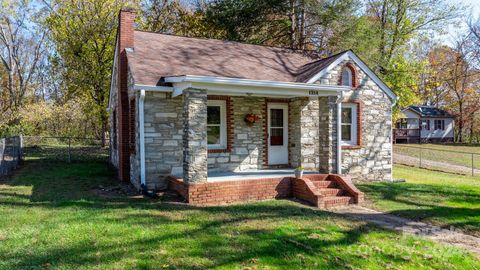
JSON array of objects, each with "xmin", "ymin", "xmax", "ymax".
[
  {"xmin": 390, "ymin": 96, "xmax": 399, "ymax": 180},
  {"xmin": 139, "ymin": 89, "xmax": 146, "ymax": 187},
  {"xmin": 336, "ymin": 92, "xmax": 344, "ymax": 175}
]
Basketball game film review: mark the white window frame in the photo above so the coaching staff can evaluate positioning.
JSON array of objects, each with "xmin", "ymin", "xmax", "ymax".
[
  {"xmin": 341, "ymin": 68, "xmax": 353, "ymax": 87},
  {"xmin": 341, "ymin": 103, "xmax": 358, "ymax": 145},
  {"xmin": 207, "ymin": 100, "xmax": 227, "ymax": 149}
]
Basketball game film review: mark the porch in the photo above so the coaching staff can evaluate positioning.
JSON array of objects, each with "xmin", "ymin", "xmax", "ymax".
[
  {"xmin": 207, "ymin": 168, "xmax": 317, "ymax": 182},
  {"xmin": 393, "ymin": 128, "xmax": 421, "ymax": 144},
  {"xmin": 167, "ymin": 170, "xmax": 364, "ymax": 208}
]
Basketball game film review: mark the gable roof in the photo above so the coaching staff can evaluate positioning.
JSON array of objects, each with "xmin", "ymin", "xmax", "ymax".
[
  {"xmin": 126, "ymin": 31, "xmax": 397, "ymax": 101},
  {"xmin": 128, "ymin": 31, "xmax": 321, "ymax": 86},
  {"xmin": 305, "ymin": 50, "xmax": 397, "ymax": 101},
  {"xmin": 405, "ymin": 105, "xmax": 454, "ymax": 118}
]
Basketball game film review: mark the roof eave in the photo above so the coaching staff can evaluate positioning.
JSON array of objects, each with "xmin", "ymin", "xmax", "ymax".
[{"xmin": 134, "ymin": 75, "xmax": 348, "ymax": 98}]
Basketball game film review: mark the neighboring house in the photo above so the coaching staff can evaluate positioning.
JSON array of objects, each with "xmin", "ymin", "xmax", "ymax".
[
  {"xmin": 108, "ymin": 9, "xmax": 397, "ymax": 207},
  {"xmin": 394, "ymin": 105, "xmax": 455, "ymax": 144}
]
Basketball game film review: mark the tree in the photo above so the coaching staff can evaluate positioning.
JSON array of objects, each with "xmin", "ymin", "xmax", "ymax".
[
  {"xmin": 43, "ymin": 0, "xmax": 131, "ymax": 145},
  {"xmin": 366, "ymin": 0, "xmax": 461, "ymax": 74},
  {"xmin": 202, "ymin": 0, "xmax": 360, "ymax": 51},
  {"xmin": 0, "ymin": 0, "xmax": 45, "ymax": 116}
]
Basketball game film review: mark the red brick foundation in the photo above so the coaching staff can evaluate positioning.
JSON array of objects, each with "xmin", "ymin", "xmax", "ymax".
[
  {"xmin": 167, "ymin": 174, "xmax": 364, "ymax": 208},
  {"xmin": 168, "ymin": 176, "xmax": 291, "ymax": 205}
]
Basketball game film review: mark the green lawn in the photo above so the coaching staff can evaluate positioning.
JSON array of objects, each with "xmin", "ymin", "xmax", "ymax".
[
  {"xmin": 0, "ymin": 161, "xmax": 479, "ymax": 269},
  {"xmin": 359, "ymin": 164, "xmax": 480, "ymax": 237},
  {"xmin": 394, "ymin": 143, "xmax": 480, "ymax": 169}
]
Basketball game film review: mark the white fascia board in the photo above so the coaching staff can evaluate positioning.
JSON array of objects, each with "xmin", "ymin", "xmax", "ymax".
[
  {"xmin": 164, "ymin": 75, "xmax": 347, "ymax": 97},
  {"xmin": 133, "ymin": 84, "xmax": 174, "ymax": 92},
  {"xmin": 306, "ymin": 51, "xmax": 398, "ymax": 102},
  {"xmin": 196, "ymin": 83, "xmax": 340, "ymax": 97},
  {"xmin": 401, "ymin": 107, "xmax": 422, "ymax": 117}
]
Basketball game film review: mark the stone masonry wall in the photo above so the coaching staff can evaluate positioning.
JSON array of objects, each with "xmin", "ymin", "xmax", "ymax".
[
  {"xmin": 183, "ymin": 88, "xmax": 208, "ymax": 184},
  {"xmin": 318, "ymin": 96, "xmax": 338, "ymax": 174},
  {"xmin": 208, "ymin": 96, "xmax": 266, "ymax": 172},
  {"xmin": 141, "ymin": 92, "xmax": 183, "ymax": 189},
  {"xmin": 317, "ymin": 60, "xmax": 392, "ymax": 181},
  {"xmin": 289, "ymin": 97, "xmax": 320, "ymax": 170}
]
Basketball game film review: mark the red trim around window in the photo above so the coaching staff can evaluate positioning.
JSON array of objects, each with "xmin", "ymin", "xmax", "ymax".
[
  {"xmin": 338, "ymin": 62, "xmax": 359, "ymax": 89},
  {"xmin": 341, "ymin": 100, "xmax": 363, "ymax": 150},
  {"xmin": 207, "ymin": 96, "xmax": 233, "ymax": 153}
]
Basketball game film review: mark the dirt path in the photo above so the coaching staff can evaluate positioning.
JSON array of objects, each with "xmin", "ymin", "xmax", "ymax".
[
  {"xmin": 393, "ymin": 153, "xmax": 480, "ymax": 176},
  {"xmin": 333, "ymin": 205, "xmax": 480, "ymax": 257}
]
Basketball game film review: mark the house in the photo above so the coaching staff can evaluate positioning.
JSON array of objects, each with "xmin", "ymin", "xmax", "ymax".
[
  {"xmin": 394, "ymin": 105, "xmax": 455, "ymax": 144},
  {"xmin": 108, "ymin": 9, "xmax": 397, "ymax": 207}
]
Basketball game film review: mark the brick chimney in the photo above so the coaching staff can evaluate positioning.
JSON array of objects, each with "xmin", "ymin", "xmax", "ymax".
[{"xmin": 117, "ymin": 8, "xmax": 135, "ymax": 182}]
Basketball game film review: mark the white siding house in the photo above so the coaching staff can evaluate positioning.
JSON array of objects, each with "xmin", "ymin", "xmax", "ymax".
[{"xmin": 394, "ymin": 106, "xmax": 455, "ymax": 143}]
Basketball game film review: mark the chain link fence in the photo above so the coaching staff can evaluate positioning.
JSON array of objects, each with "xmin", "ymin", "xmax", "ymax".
[
  {"xmin": 394, "ymin": 144, "xmax": 480, "ymax": 176},
  {"xmin": 22, "ymin": 136, "xmax": 109, "ymax": 162},
  {"xmin": 0, "ymin": 136, "xmax": 22, "ymax": 176}
]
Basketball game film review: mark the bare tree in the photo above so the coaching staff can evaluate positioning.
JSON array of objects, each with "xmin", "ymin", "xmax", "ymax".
[{"xmin": 0, "ymin": 1, "xmax": 45, "ymax": 114}]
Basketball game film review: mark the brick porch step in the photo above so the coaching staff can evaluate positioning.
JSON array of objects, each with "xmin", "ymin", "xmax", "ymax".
[
  {"xmin": 323, "ymin": 196, "xmax": 354, "ymax": 209},
  {"xmin": 312, "ymin": 180, "xmax": 337, "ymax": 189},
  {"xmin": 318, "ymin": 188, "xmax": 344, "ymax": 196}
]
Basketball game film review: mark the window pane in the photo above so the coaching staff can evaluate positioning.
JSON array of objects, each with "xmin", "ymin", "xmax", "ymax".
[
  {"xmin": 207, "ymin": 106, "xmax": 221, "ymax": 124},
  {"xmin": 342, "ymin": 108, "xmax": 352, "ymax": 124},
  {"xmin": 270, "ymin": 128, "xmax": 283, "ymax": 145},
  {"xmin": 207, "ymin": 126, "xmax": 220, "ymax": 144},
  {"xmin": 342, "ymin": 125, "xmax": 351, "ymax": 141},
  {"xmin": 270, "ymin": 109, "xmax": 283, "ymax": 127},
  {"xmin": 342, "ymin": 69, "xmax": 351, "ymax": 86}
]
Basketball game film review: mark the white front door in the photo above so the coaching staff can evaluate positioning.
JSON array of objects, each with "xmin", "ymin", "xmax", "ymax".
[{"xmin": 267, "ymin": 103, "xmax": 288, "ymax": 165}]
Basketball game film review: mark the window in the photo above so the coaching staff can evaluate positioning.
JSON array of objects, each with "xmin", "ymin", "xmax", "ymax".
[
  {"xmin": 341, "ymin": 103, "xmax": 358, "ymax": 145},
  {"xmin": 420, "ymin": 119, "xmax": 430, "ymax": 130},
  {"xmin": 270, "ymin": 109, "xmax": 284, "ymax": 146},
  {"xmin": 396, "ymin": 118, "xmax": 408, "ymax": 129},
  {"xmin": 341, "ymin": 68, "xmax": 353, "ymax": 87},
  {"xmin": 434, "ymin": 119, "xmax": 445, "ymax": 130},
  {"xmin": 207, "ymin": 100, "xmax": 226, "ymax": 149}
]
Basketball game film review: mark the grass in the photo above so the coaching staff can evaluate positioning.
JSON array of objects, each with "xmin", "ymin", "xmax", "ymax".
[
  {"xmin": 359, "ymin": 164, "xmax": 480, "ymax": 237},
  {"xmin": 394, "ymin": 143, "xmax": 480, "ymax": 169},
  {"xmin": 0, "ymin": 161, "xmax": 479, "ymax": 269}
]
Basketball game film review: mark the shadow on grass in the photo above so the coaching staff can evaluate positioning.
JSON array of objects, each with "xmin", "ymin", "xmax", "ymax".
[
  {"xmin": 0, "ymin": 159, "xmax": 419, "ymax": 269},
  {"xmin": 359, "ymin": 182, "xmax": 480, "ymax": 236}
]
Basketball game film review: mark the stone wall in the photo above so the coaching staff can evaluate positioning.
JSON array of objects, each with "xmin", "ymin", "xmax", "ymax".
[
  {"xmin": 317, "ymin": 60, "xmax": 393, "ymax": 181},
  {"xmin": 318, "ymin": 96, "xmax": 338, "ymax": 174},
  {"xmin": 208, "ymin": 96, "xmax": 266, "ymax": 172},
  {"xmin": 182, "ymin": 88, "xmax": 208, "ymax": 184},
  {"xmin": 289, "ymin": 97, "xmax": 320, "ymax": 170},
  {"xmin": 109, "ymin": 57, "xmax": 119, "ymax": 169},
  {"xmin": 140, "ymin": 92, "xmax": 184, "ymax": 189}
]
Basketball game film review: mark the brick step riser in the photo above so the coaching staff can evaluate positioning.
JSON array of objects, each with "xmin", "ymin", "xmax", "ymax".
[
  {"xmin": 312, "ymin": 181, "xmax": 337, "ymax": 189},
  {"xmin": 317, "ymin": 188, "xmax": 344, "ymax": 197},
  {"xmin": 323, "ymin": 197, "xmax": 354, "ymax": 209}
]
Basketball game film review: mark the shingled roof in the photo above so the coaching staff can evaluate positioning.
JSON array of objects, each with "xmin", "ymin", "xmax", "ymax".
[
  {"xmin": 407, "ymin": 105, "xmax": 454, "ymax": 118},
  {"xmin": 127, "ymin": 31, "xmax": 345, "ymax": 86}
]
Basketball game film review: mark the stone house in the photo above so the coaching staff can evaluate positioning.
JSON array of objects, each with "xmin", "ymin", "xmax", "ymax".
[{"xmin": 108, "ymin": 9, "xmax": 397, "ymax": 207}]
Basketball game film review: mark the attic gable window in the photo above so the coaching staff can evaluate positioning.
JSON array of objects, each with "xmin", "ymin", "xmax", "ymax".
[
  {"xmin": 341, "ymin": 68, "xmax": 352, "ymax": 87},
  {"xmin": 340, "ymin": 63, "xmax": 357, "ymax": 88}
]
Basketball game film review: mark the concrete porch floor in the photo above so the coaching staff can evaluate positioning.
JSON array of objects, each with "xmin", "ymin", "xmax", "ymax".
[{"xmin": 206, "ymin": 169, "xmax": 318, "ymax": 182}]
